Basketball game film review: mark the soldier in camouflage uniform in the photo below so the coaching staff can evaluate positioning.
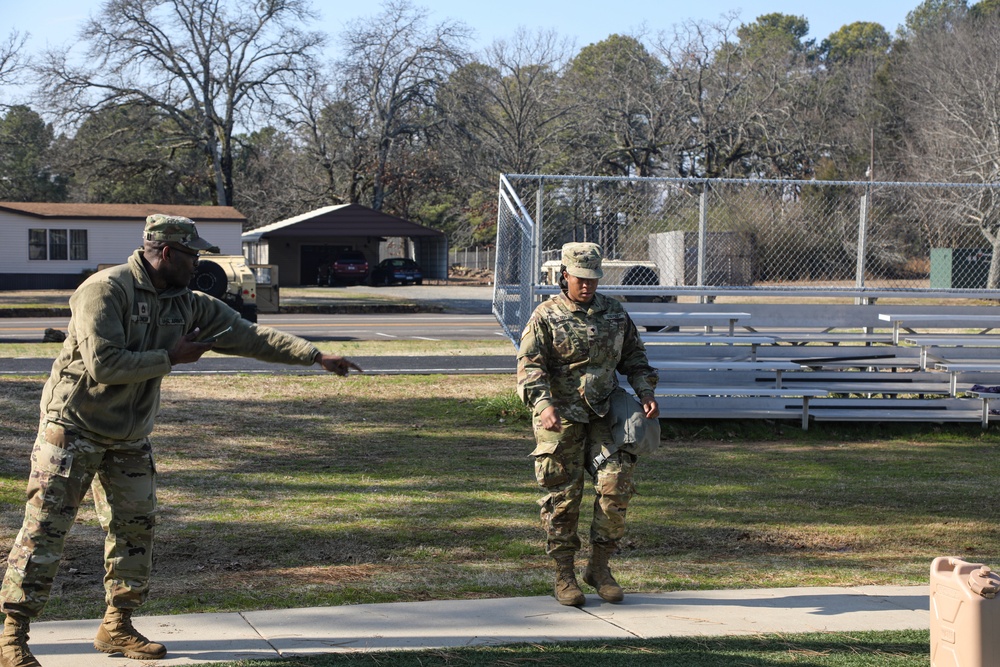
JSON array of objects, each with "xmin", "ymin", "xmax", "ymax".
[
  {"xmin": 517, "ymin": 242, "xmax": 659, "ymax": 607},
  {"xmin": 0, "ymin": 215, "xmax": 362, "ymax": 667}
]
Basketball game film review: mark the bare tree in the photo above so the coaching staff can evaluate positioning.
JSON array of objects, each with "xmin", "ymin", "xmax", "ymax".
[
  {"xmin": 232, "ymin": 125, "xmax": 324, "ymax": 228},
  {"xmin": 34, "ymin": 0, "xmax": 325, "ymax": 206},
  {"xmin": 893, "ymin": 13, "xmax": 1000, "ymax": 286},
  {"xmin": 655, "ymin": 14, "xmax": 821, "ymax": 179},
  {"xmin": 0, "ymin": 29, "xmax": 29, "ymax": 107},
  {"xmin": 441, "ymin": 28, "xmax": 572, "ymax": 183},
  {"xmin": 336, "ymin": 0, "xmax": 470, "ymax": 211},
  {"xmin": 0, "ymin": 30, "xmax": 27, "ymax": 87},
  {"xmin": 560, "ymin": 33, "xmax": 673, "ymax": 177},
  {"xmin": 813, "ymin": 22, "xmax": 895, "ymax": 180},
  {"xmin": 276, "ymin": 66, "xmax": 369, "ymax": 208},
  {"xmin": 656, "ymin": 18, "xmax": 746, "ymax": 178}
]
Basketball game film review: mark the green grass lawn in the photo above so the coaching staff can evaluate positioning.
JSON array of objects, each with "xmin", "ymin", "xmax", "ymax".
[
  {"xmin": 1, "ymin": 369, "xmax": 994, "ymax": 622},
  {"xmin": 0, "ymin": 351, "xmax": 983, "ymax": 663}
]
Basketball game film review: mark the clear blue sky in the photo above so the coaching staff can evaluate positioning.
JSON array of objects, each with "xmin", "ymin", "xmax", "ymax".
[{"xmin": 6, "ymin": 0, "xmax": 920, "ymax": 56}]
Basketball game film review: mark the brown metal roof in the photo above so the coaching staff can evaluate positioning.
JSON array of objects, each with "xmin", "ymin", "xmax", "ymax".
[
  {"xmin": 242, "ymin": 203, "xmax": 444, "ymax": 240},
  {"xmin": 0, "ymin": 202, "xmax": 246, "ymax": 222}
]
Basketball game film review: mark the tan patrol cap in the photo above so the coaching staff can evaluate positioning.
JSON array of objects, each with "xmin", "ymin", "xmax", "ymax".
[
  {"xmin": 143, "ymin": 214, "xmax": 220, "ymax": 254},
  {"xmin": 561, "ymin": 242, "xmax": 604, "ymax": 279}
]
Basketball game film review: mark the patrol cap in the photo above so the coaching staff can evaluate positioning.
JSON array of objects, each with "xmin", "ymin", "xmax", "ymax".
[
  {"xmin": 561, "ymin": 242, "xmax": 604, "ymax": 279},
  {"xmin": 143, "ymin": 214, "xmax": 220, "ymax": 254}
]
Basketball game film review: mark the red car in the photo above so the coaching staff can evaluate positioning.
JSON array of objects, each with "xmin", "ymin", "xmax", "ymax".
[{"xmin": 330, "ymin": 251, "xmax": 369, "ymax": 285}]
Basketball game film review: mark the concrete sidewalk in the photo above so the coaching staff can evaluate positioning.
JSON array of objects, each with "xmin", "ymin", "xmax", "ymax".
[{"xmin": 26, "ymin": 585, "xmax": 928, "ymax": 665}]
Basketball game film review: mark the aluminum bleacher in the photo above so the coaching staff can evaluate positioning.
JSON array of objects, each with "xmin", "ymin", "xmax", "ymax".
[{"xmin": 626, "ymin": 302, "xmax": 1000, "ymax": 428}]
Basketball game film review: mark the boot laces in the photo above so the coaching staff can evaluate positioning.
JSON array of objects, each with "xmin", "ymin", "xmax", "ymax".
[
  {"xmin": 557, "ymin": 568, "xmax": 577, "ymax": 585},
  {"xmin": 1, "ymin": 622, "xmax": 29, "ymax": 644},
  {"xmin": 117, "ymin": 614, "xmax": 152, "ymax": 643}
]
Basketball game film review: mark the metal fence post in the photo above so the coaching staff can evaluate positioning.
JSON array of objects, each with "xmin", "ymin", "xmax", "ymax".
[
  {"xmin": 698, "ymin": 187, "xmax": 709, "ymax": 303},
  {"xmin": 856, "ymin": 192, "xmax": 870, "ymax": 305},
  {"xmin": 529, "ymin": 177, "xmax": 543, "ymax": 308}
]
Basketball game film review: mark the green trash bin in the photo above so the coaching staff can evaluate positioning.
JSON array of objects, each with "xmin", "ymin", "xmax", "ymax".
[{"xmin": 930, "ymin": 249, "xmax": 990, "ymax": 289}]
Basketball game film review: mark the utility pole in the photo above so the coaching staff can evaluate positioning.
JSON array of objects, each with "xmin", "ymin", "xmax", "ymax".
[{"xmin": 869, "ymin": 127, "xmax": 875, "ymax": 184}]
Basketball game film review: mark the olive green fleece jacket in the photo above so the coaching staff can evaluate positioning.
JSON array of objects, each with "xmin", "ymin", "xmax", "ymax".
[{"xmin": 39, "ymin": 249, "xmax": 320, "ymax": 443}]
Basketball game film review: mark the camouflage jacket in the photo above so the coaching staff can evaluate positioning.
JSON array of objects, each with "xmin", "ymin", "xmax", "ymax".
[
  {"xmin": 516, "ymin": 292, "xmax": 658, "ymax": 422},
  {"xmin": 39, "ymin": 249, "xmax": 320, "ymax": 443}
]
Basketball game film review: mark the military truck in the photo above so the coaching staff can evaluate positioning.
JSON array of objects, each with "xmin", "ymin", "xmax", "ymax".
[
  {"xmin": 99, "ymin": 254, "xmax": 275, "ymax": 321},
  {"xmin": 189, "ymin": 255, "xmax": 263, "ymax": 322},
  {"xmin": 539, "ymin": 258, "xmax": 675, "ymax": 326},
  {"xmin": 539, "ymin": 259, "xmax": 660, "ymax": 292}
]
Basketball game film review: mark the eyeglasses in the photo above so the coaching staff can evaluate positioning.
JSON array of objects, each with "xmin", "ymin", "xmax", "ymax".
[{"xmin": 168, "ymin": 244, "xmax": 200, "ymax": 258}]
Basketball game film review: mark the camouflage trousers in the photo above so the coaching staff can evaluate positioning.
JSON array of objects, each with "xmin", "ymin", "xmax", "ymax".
[
  {"xmin": 1, "ymin": 421, "xmax": 157, "ymax": 619},
  {"xmin": 531, "ymin": 412, "xmax": 636, "ymax": 557}
]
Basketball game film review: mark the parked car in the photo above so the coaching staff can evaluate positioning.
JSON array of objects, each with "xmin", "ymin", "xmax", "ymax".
[
  {"xmin": 370, "ymin": 257, "xmax": 423, "ymax": 286},
  {"xmin": 329, "ymin": 250, "xmax": 369, "ymax": 285}
]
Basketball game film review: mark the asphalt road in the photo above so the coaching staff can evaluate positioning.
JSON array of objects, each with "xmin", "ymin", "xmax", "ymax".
[
  {"xmin": 0, "ymin": 313, "xmax": 509, "ymax": 343},
  {"xmin": 0, "ymin": 315, "xmax": 517, "ymax": 374},
  {"xmin": 0, "ymin": 354, "xmax": 516, "ymax": 376},
  {"xmin": 0, "ymin": 286, "xmax": 517, "ymax": 375}
]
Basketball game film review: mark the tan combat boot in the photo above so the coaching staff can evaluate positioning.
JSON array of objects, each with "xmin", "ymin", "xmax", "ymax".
[
  {"xmin": 93, "ymin": 607, "xmax": 167, "ymax": 660},
  {"xmin": 583, "ymin": 542, "xmax": 625, "ymax": 603},
  {"xmin": 552, "ymin": 554, "xmax": 586, "ymax": 606},
  {"xmin": 0, "ymin": 614, "xmax": 41, "ymax": 667}
]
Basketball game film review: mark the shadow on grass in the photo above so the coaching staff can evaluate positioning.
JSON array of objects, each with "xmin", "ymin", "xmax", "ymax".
[{"xmin": 234, "ymin": 631, "xmax": 931, "ymax": 667}]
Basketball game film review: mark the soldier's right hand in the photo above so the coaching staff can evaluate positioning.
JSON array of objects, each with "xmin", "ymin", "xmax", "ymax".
[
  {"xmin": 539, "ymin": 406, "xmax": 562, "ymax": 432},
  {"xmin": 168, "ymin": 328, "xmax": 214, "ymax": 365}
]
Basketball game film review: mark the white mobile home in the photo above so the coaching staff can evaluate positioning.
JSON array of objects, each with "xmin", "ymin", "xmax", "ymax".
[{"xmin": 0, "ymin": 202, "xmax": 246, "ymax": 290}]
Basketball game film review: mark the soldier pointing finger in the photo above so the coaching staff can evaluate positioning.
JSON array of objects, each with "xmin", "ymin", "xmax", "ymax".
[{"xmin": 0, "ymin": 214, "xmax": 361, "ymax": 666}]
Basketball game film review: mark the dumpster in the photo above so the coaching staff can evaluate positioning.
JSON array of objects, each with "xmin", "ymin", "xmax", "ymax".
[{"xmin": 930, "ymin": 556, "xmax": 1000, "ymax": 666}]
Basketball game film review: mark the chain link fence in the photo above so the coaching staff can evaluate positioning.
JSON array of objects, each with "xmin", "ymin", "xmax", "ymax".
[
  {"xmin": 448, "ymin": 246, "xmax": 495, "ymax": 271},
  {"xmin": 494, "ymin": 174, "xmax": 1000, "ymax": 341}
]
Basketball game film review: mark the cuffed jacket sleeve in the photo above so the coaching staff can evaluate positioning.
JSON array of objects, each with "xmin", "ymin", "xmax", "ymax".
[{"xmin": 202, "ymin": 295, "xmax": 318, "ymax": 366}]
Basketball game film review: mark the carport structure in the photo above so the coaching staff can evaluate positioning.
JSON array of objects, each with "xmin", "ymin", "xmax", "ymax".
[{"xmin": 242, "ymin": 204, "xmax": 447, "ymax": 286}]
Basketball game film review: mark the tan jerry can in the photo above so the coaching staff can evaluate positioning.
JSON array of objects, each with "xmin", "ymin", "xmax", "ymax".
[{"xmin": 930, "ymin": 556, "xmax": 1000, "ymax": 666}]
